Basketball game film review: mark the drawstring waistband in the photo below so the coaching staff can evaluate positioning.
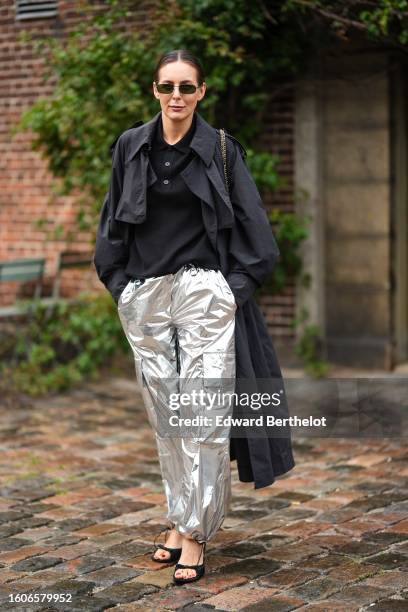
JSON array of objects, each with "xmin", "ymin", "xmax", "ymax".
[{"xmin": 182, "ymin": 263, "xmax": 218, "ymax": 275}]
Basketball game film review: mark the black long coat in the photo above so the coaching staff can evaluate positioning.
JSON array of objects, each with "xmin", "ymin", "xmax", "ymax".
[{"xmin": 94, "ymin": 110, "xmax": 295, "ymax": 489}]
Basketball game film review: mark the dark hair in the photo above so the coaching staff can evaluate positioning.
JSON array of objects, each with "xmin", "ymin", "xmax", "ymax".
[{"xmin": 153, "ymin": 50, "xmax": 205, "ymax": 86}]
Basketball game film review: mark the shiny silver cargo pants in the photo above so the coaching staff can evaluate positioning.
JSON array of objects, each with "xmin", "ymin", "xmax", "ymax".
[{"xmin": 117, "ymin": 263, "xmax": 237, "ymax": 543}]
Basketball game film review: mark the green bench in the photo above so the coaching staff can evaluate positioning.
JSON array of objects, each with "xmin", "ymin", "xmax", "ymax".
[
  {"xmin": 52, "ymin": 251, "xmax": 95, "ymax": 299},
  {"xmin": 0, "ymin": 252, "xmax": 94, "ymax": 317}
]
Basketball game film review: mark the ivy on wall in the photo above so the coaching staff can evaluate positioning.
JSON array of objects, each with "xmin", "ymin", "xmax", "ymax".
[{"xmin": 14, "ymin": 0, "xmax": 406, "ymax": 241}]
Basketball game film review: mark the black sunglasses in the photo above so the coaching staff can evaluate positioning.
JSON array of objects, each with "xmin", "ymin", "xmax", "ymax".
[{"xmin": 155, "ymin": 82, "xmax": 200, "ymax": 95}]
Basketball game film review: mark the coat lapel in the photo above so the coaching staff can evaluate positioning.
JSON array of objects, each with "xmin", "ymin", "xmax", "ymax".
[{"xmin": 113, "ymin": 110, "xmax": 235, "ymax": 228}]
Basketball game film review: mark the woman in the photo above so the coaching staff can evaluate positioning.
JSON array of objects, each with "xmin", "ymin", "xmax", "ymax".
[{"xmin": 94, "ymin": 49, "xmax": 295, "ymax": 585}]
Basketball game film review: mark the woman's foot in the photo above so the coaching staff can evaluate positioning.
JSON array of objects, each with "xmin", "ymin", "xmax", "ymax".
[
  {"xmin": 152, "ymin": 527, "xmax": 183, "ymax": 561},
  {"xmin": 173, "ymin": 536, "xmax": 205, "ymax": 580}
]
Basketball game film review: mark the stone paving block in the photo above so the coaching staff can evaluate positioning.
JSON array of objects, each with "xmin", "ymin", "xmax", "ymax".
[
  {"xmin": 333, "ymin": 539, "xmax": 389, "ymax": 556},
  {"xmin": 73, "ymin": 523, "xmax": 123, "ymax": 537},
  {"xmin": 275, "ymin": 491, "xmax": 315, "ymax": 503},
  {"xmin": 344, "ymin": 493, "xmax": 407, "ymax": 513},
  {"xmin": 241, "ymin": 595, "xmax": 307, "ymax": 611},
  {"xmin": 55, "ymin": 518, "xmax": 95, "ymax": 532},
  {"xmin": 335, "ymin": 518, "xmax": 387, "ymax": 536},
  {"xmin": 317, "ymin": 509, "xmax": 362, "ymax": 523},
  {"xmin": 245, "ymin": 515, "xmax": 294, "ymax": 532},
  {"xmin": 298, "ymin": 553, "xmax": 347, "ymax": 572},
  {"xmin": 130, "ymin": 565, "xmax": 174, "ymax": 588},
  {"xmin": 120, "ymin": 553, "xmax": 170, "ymax": 571},
  {"xmin": 105, "ymin": 603, "xmax": 155, "ymax": 611},
  {"xmin": 346, "ymin": 453, "xmax": 390, "ymax": 467},
  {"xmin": 11, "ymin": 556, "xmax": 64, "ymax": 572},
  {"xmin": 246, "ymin": 534, "xmax": 295, "ymax": 548},
  {"xmin": 216, "ymin": 557, "xmax": 282, "ymax": 578},
  {"xmin": 135, "ymin": 493, "xmax": 166, "ymax": 504},
  {"xmin": 395, "ymin": 541, "xmax": 408, "ymax": 555},
  {"xmin": 303, "ymin": 534, "xmax": 351, "ymax": 549},
  {"xmin": 88, "ymin": 532, "xmax": 134, "ymax": 549},
  {"xmin": 364, "ymin": 551, "xmax": 408, "ymax": 570},
  {"xmin": 76, "ymin": 565, "xmax": 140, "ymax": 587},
  {"xmin": 368, "ymin": 600, "xmax": 408, "ymax": 611},
  {"xmin": 297, "ymin": 600, "xmax": 359, "ymax": 611},
  {"xmin": 13, "ymin": 527, "xmax": 59, "ymax": 542},
  {"xmin": 385, "ymin": 519, "xmax": 408, "ymax": 534},
  {"xmin": 41, "ymin": 487, "xmax": 111, "ymax": 506},
  {"xmin": 75, "ymin": 498, "xmax": 155, "ymax": 517},
  {"xmin": 251, "ymin": 498, "xmax": 292, "ymax": 511},
  {"xmin": 92, "ymin": 582, "xmax": 158, "ymax": 604},
  {"xmin": 57, "ymin": 554, "xmax": 115, "ymax": 575},
  {"xmin": 278, "ymin": 508, "xmax": 318, "ymax": 521},
  {"xmin": 205, "ymin": 553, "xmax": 244, "ymax": 572},
  {"xmin": 0, "ymin": 499, "xmax": 18, "ymax": 511},
  {"xmin": 210, "ymin": 528, "xmax": 258, "ymax": 546},
  {"xmin": 271, "ymin": 520, "xmax": 333, "ymax": 538},
  {"xmin": 0, "ymin": 545, "xmax": 51, "ymax": 564},
  {"xmin": 323, "ymin": 490, "xmax": 366, "ymax": 504},
  {"xmin": 49, "ymin": 594, "xmax": 117, "ymax": 611},
  {"xmin": 0, "ymin": 537, "xmax": 32, "ymax": 552},
  {"xmin": 219, "ymin": 541, "xmax": 267, "ymax": 558},
  {"xmin": 18, "ymin": 517, "xmax": 53, "ymax": 531},
  {"xmin": 35, "ymin": 507, "xmax": 81, "ymax": 520},
  {"xmin": 0, "ymin": 570, "xmax": 24, "ymax": 584},
  {"xmin": 105, "ymin": 508, "xmax": 163, "ymax": 526},
  {"xmin": 201, "ymin": 585, "xmax": 280, "ymax": 610},
  {"xmin": 269, "ymin": 478, "xmax": 313, "ymax": 492},
  {"xmin": 329, "ymin": 583, "xmax": 390, "ymax": 605},
  {"xmin": 284, "ymin": 576, "xmax": 343, "ymax": 601},
  {"xmin": 327, "ymin": 560, "xmax": 381, "ymax": 581},
  {"xmin": 262, "ymin": 542, "xmax": 324, "ymax": 562},
  {"xmin": 114, "ymin": 486, "xmax": 152, "ymax": 500},
  {"xmin": 102, "ymin": 541, "xmax": 151, "ymax": 561},
  {"xmin": 363, "ymin": 570, "xmax": 408, "ymax": 590},
  {"xmin": 189, "ymin": 571, "xmax": 248, "ymax": 594},
  {"xmin": 258, "ymin": 567, "xmax": 320, "ymax": 588},
  {"xmin": 368, "ymin": 511, "xmax": 408, "ymax": 525},
  {"xmin": 135, "ymin": 585, "xmax": 206, "ymax": 610},
  {"xmin": 49, "ymin": 540, "xmax": 100, "ymax": 560},
  {"xmin": 363, "ymin": 531, "xmax": 408, "ymax": 546},
  {"xmin": 0, "ymin": 510, "xmax": 33, "ymax": 524},
  {"xmin": 0, "ymin": 524, "xmax": 24, "ymax": 539}
]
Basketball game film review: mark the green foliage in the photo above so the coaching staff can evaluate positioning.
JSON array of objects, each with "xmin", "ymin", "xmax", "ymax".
[
  {"xmin": 282, "ymin": 1, "xmax": 408, "ymax": 48},
  {"xmin": 0, "ymin": 292, "xmax": 129, "ymax": 396},
  {"xmin": 13, "ymin": 0, "xmax": 406, "ymax": 244},
  {"xmin": 15, "ymin": 0, "xmax": 159, "ymax": 240},
  {"xmin": 256, "ymin": 209, "xmax": 310, "ymax": 296},
  {"xmin": 292, "ymin": 307, "xmax": 330, "ymax": 377}
]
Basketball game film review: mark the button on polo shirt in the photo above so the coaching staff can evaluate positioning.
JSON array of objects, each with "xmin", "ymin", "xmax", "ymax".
[{"xmin": 126, "ymin": 112, "xmax": 219, "ymax": 279}]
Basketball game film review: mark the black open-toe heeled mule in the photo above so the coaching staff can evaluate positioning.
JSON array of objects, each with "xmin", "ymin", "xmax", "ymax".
[
  {"xmin": 173, "ymin": 540, "xmax": 206, "ymax": 585},
  {"xmin": 151, "ymin": 525, "xmax": 182, "ymax": 564}
]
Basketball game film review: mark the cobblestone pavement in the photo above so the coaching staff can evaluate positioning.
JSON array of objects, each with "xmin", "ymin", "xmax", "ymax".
[{"xmin": 0, "ymin": 371, "xmax": 407, "ymax": 612}]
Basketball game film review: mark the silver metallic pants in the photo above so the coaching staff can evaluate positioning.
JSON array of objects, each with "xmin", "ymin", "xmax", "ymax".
[{"xmin": 117, "ymin": 263, "xmax": 237, "ymax": 543}]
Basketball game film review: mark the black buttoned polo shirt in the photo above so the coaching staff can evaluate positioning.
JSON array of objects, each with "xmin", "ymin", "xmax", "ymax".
[{"xmin": 125, "ymin": 112, "xmax": 219, "ymax": 279}]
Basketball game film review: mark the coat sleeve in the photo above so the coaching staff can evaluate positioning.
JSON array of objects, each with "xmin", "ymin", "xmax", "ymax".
[
  {"xmin": 93, "ymin": 134, "xmax": 131, "ymax": 304},
  {"xmin": 226, "ymin": 140, "xmax": 280, "ymax": 308}
]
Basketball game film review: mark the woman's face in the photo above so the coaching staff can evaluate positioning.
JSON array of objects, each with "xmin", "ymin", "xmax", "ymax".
[{"xmin": 153, "ymin": 60, "xmax": 206, "ymax": 123}]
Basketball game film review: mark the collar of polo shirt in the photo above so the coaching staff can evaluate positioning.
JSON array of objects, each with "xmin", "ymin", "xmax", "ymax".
[{"xmin": 155, "ymin": 113, "xmax": 197, "ymax": 153}]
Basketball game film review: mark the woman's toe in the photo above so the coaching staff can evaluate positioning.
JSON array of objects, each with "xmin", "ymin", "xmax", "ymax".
[{"xmin": 154, "ymin": 549, "xmax": 169, "ymax": 560}]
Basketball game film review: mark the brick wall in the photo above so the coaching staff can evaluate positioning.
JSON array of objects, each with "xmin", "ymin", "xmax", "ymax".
[
  {"xmin": 0, "ymin": 1, "xmax": 104, "ymax": 304},
  {"xmin": 259, "ymin": 82, "xmax": 296, "ymax": 345},
  {"xmin": 0, "ymin": 0, "xmax": 296, "ymax": 348}
]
